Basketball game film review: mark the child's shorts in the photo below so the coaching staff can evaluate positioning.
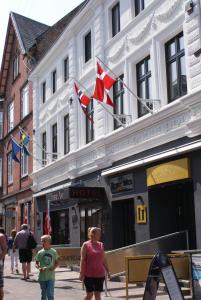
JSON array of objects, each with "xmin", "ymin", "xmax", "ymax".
[{"xmin": 84, "ymin": 277, "xmax": 104, "ymax": 292}]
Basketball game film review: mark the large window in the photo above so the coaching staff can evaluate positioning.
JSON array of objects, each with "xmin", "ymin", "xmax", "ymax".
[
  {"xmin": 42, "ymin": 132, "xmax": 47, "ymax": 166},
  {"xmin": 63, "ymin": 57, "xmax": 69, "ymax": 83},
  {"xmin": 7, "ymin": 152, "xmax": 13, "ymax": 184},
  {"xmin": 135, "ymin": 0, "xmax": 148, "ymax": 16},
  {"xmin": 64, "ymin": 115, "xmax": 70, "ymax": 154},
  {"xmin": 112, "ymin": 2, "xmax": 120, "ymax": 37},
  {"xmin": 0, "ymin": 158, "xmax": 2, "ymax": 187},
  {"xmin": 84, "ymin": 31, "xmax": 91, "ymax": 63},
  {"xmin": 8, "ymin": 102, "xmax": 14, "ymax": 132},
  {"xmin": 21, "ymin": 149, "xmax": 28, "ymax": 177},
  {"xmin": 21, "ymin": 84, "xmax": 29, "ymax": 119},
  {"xmin": 52, "ymin": 123, "xmax": 57, "ymax": 160},
  {"xmin": 136, "ymin": 56, "xmax": 152, "ymax": 117},
  {"xmin": 166, "ymin": 32, "xmax": 187, "ymax": 102},
  {"xmin": 0, "ymin": 112, "xmax": 3, "ymax": 139},
  {"xmin": 86, "ymin": 100, "xmax": 94, "ymax": 144},
  {"xmin": 13, "ymin": 51, "xmax": 19, "ymax": 80},
  {"xmin": 113, "ymin": 74, "xmax": 124, "ymax": 130},
  {"xmin": 42, "ymin": 81, "xmax": 46, "ymax": 103},
  {"xmin": 52, "ymin": 70, "xmax": 57, "ymax": 94}
]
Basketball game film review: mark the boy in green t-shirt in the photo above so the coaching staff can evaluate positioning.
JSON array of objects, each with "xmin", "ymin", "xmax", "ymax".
[{"xmin": 35, "ymin": 235, "xmax": 59, "ymax": 300}]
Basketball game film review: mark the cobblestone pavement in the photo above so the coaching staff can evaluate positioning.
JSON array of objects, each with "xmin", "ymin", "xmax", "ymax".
[{"xmin": 3, "ymin": 255, "xmax": 170, "ymax": 299}]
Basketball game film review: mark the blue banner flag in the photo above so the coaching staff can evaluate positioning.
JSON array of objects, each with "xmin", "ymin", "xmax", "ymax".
[{"xmin": 11, "ymin": 139, "xmax": 21, "ymax": 163}]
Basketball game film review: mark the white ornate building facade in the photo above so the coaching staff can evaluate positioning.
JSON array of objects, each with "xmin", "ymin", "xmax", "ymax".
[{"xmin": 30, "ymin": 0, "xmax": 201, "ymax": 249}]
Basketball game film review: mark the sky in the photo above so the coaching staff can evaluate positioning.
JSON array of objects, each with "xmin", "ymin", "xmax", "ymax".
[{"xmin": 0, "ymin": 0, "xmax": 83, "ymax": 66}]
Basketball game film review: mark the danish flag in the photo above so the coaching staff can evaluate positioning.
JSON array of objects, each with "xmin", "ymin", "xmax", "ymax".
[
  {"xmin": 74, "ymin": 83, "xmax": 93, "ymax": 123},
  {"xmin": 93, "ymin": 62, "xmax": 116, "ymax": 107}
]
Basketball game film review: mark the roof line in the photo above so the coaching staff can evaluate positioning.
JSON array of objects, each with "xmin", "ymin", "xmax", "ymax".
[{"xmin": 10, "ymin": 12, "xmax": 26, "ymax": 54}]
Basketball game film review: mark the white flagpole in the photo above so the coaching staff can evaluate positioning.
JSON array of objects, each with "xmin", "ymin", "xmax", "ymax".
[
  {"xmin": 96, "ymin": 56, "xmax": 160, "ymax": 114},
  {"xmin": 73, "ymin": 78, "xmax": 126, "ymax": 128}
]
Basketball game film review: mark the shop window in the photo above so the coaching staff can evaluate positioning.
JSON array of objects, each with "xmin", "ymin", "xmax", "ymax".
[
  {"xmin": 86, "ymin": 99, "xmax": 94, "ymax": 144},
  {"xmin": 113, "ymin": 74, "xmax": 124, "ymax": 130},
  {"xmin": 166, "ymin": 32, "xmax": 187, "ymax": 102},
  {"xmin": 112, "ymin": 2, "xmax": 120, "ymax": 37},
  {"xmin": 21, "ymin": 84, "xmax": 29, "ymax": 119},
  {"xmin": 110, "ymin": 173, "xmax": 134, "ymax": 194},
  {"xmin": 84, "ymin": 31, "xmax": 91, "ymax": 63},
  {"xmin": 52, "ymin": 123, "xmax": 57, "ymax": 160},
  {"xmin": 50, "ymin": 209, "xmax": 70, "ymax": 245},
  {"xmin": 136, "ymin": 56, "xmax": 152, "ymax": 117}
]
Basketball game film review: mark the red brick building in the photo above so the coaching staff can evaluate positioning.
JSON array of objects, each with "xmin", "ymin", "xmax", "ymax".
[{"xmin": 0, "ymin": 12, "xmax": 49, "ymax": 234}]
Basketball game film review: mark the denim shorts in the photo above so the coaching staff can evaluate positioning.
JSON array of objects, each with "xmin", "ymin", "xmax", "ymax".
[{"xmin": 84, "ymin": 277, "xmax": 105, "ymax": 292}]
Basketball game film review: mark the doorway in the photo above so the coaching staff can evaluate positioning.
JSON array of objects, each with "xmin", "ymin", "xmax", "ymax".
[
  {"xmin": 112, "ymin": 198, "xmax": 135, "ymax": 249},
  {"xmin": 149, "ymin": 180, "xmax": 196, "ymax": 249}
]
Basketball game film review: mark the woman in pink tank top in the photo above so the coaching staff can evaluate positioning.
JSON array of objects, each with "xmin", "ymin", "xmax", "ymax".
[{"xmin": 79, "ymin": 227, "xmax": 110, "ymax": 300}]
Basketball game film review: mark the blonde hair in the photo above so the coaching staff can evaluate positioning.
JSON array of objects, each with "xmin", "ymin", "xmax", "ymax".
[
  {"xmin": 41, "ymin": 235, "xmax": 52, "ymax": 243},
  {"xmin": 11, "ymin": 229, "xmax": 17, "ymax": 239}
]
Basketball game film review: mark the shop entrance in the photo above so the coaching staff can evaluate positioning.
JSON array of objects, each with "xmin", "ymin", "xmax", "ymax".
[
  {"xmin": 149, "ymin": 180, "xmax": 196, "ymax": 249},
  {"xmin": 112, "ymin": 198, "xmax": 135, "ymax": 249}
]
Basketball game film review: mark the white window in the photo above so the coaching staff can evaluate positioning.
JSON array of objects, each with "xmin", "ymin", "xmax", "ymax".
[
  {"xmin": 0, "ymin": 112, "xmax": 3, "ymax": 139},
  {"xmin": 8, "ymin": 152, "xmax": 13, "ymax": 184},
  {"xmin": 8, "ymin": 102, "xmax": 14, "ymax": 132},
  {"xmin": 21, "ymin": 84, "xmax": 29, "ymax": 119},
  {"xmin": 52, "ymin": 70, "xmax": 57, "ymax": 94},
  {"xmin": 21, "ymin": 149, "xmax": 28, "ymax": 177},
  {"xmin": 0, "ymin": 158, "xmax": 2, "ymax": 187},
  {"xmin": 13, "ymin": 52, "xmax": 19, "ymax": 80}
]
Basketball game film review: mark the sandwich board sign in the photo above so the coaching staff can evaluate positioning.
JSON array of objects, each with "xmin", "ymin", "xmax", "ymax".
[{"xmin": 143, "ymin": 253, "xmax": 184, "ymax": 300}]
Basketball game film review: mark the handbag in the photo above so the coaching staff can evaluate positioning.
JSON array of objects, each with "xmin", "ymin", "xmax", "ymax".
[{"xmin": 27, "ymin": 232, "xmax": 37, "ymax": 249}]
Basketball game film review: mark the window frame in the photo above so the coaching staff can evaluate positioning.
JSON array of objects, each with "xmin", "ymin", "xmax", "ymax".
[
  {"xmin": 136, "ymin": 55, "xmax": 152, "ymax": 117},
  {"xmin": 86, "ymin": 99, "xmax": 94, "ymax": 144},
  {"xmin": 21, "ymin": 148, "xmax": 28, "ymax": 177},
  {"xmin": 165, "ymin": 32, "xmax": 187, "ymax": 103},
  {"xmin": 7, "ymin": 152, "xmax": 13, "ymax": 184},
  {"xmin": 13, "ymin": 51, "xmax": 19, "ymax": 80},
  {"xmin": 112, "ymin": 2, "xmax": 120, "ymax": 37},
  {"xmin": 113, "ymin": 74, "xmax": 124, "ymax": 130},
  {"xmin": 84, "ymin": 31, "xmax": 92, "ymax": 63},
  {"xmin": 63, "ymin": 57, "xmax": 69, "ymax": 83},
  {"xmin": 0, "ymin": 111, "xmax": 3, "ymax": 139},
  {"xmin": 64, "ymin": 114, "xmax": 70, "ymax": 154},
  {"xmin": 7, "ymin": 101, "xmax": 14, "ymax": 132},
  {"xmin": 52, "ymin": 123, "xmax": 57, "ymax": 160},
  {"xmin": 21, "ymin": 84, "xmax": 29, "ymax": 119},
  {"xmin": 42, "ymin": 81, "xmax": 46, "ymax": 103},
  {"xmin": 42, "ymin": 131, "xmax": 47, "ymax": 166},
  {"xmin": 52, "ymin": 69, "xmax": 57, "ymax": 94}
]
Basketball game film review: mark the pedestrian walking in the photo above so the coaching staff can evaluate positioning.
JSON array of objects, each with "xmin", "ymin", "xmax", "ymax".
[
  {"xmin": 8, "ymin": 229, "xmax": 19, "ymax": 274},
  {"xmin": 0, "ymin": 228, "xmax": 8, "ymax": 269},
  {"xmin": 35, "ymin": 235, "xmax": 59, "ymax": 300},
  {"xmin": 79, "ymin": 227, "xmax": 110, "ymax": 300},
  {"xmin": 0, "ymin": 228, "xmax": 8, "ymax": 299},
  {"xmin": 13, "ymin": 224, "xmax": 35, "ymax": 280}
]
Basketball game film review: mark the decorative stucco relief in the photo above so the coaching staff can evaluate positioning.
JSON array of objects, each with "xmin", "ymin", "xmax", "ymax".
[
  {"xmin": 155, "ymin": 0, "xmax": 183, "ymax": 22},
  {"xmin": 107, "ymin": 35, "xmax": 128, "ymax": 63}
]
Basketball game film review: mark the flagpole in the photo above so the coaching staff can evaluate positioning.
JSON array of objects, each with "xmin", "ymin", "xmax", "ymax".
[
  {"xmin": 47, "ymin": 199, "xmax": 50, "ymax": 235},
  {"xmin": 73, "ymin": 78, "xmax": 126, "ymax": 128},
  {"xmin": 96, "ymin": 56, "xmax": 160, "ymax": 115}
]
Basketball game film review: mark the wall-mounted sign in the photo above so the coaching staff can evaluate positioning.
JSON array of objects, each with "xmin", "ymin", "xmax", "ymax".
[
  {"xmin": 147, "ymin": 158, "xmax": 190, "ymax": 187},
  {"xmin": 69, "ymin": 187, "xmax": 105, "ymax": 199},
  {"xmin": 136, "ymin": 205, "xmax": 147, "ymax": 224},
  {"xmin": 109, "ymin": 174, "xmax": 134, "ymax": 194}
]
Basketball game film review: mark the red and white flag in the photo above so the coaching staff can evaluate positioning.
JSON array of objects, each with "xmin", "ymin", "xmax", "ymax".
[
  {"xmin": 74, "ymin": 82, "xmax": 94, "ymax": 123},
  {"xmin": 93, "ymin": 62, "xmax": 116, "ymax": 107}
]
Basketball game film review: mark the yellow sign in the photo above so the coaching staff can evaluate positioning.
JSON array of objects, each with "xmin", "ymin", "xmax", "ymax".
[
  {"xmin": 147, "ymin": 158, "xmax": 190, "ymax": 187},
  {"xmin": 136, "ymin": 205, "xmax": 147, "ymax": 224}
]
